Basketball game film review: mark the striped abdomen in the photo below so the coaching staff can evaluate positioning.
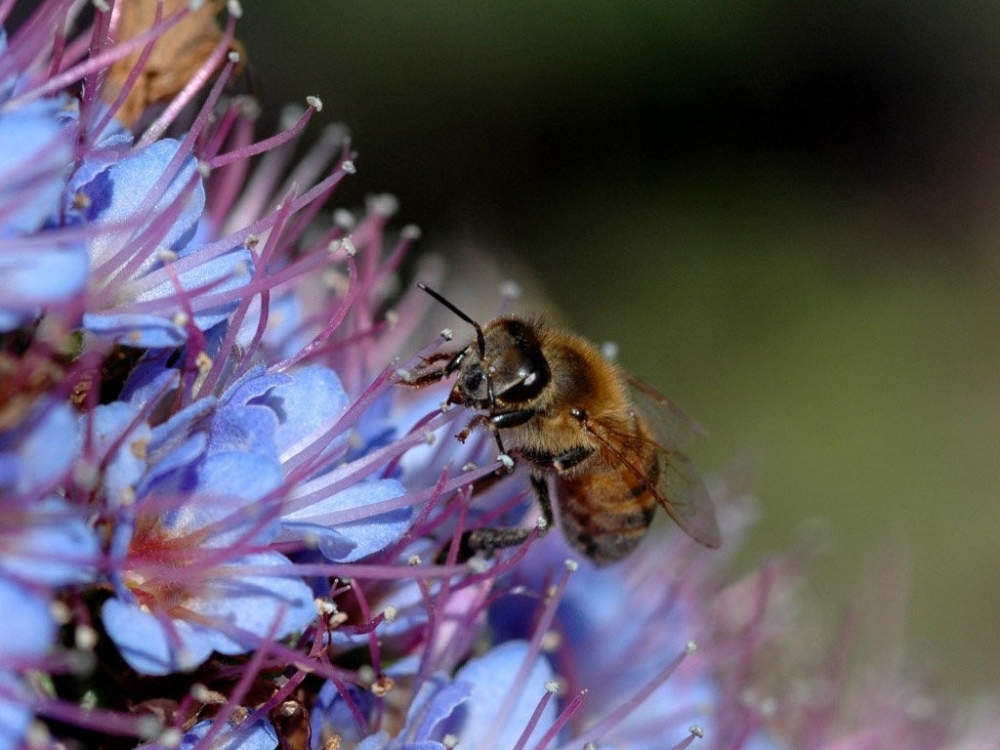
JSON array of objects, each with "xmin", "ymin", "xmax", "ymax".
[{"xmin": 555, "ymin": 449, "xmax": 660, "ymax": 565}]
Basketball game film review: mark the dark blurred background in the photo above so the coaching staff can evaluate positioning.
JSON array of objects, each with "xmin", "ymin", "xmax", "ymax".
[{"xmin": 238, "ymin": 2, "xmax": 1000, "ymax": 692}]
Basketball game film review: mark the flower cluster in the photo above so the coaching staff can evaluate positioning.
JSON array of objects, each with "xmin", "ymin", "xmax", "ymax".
[{"xmin": 0, "ymin": 2, "xmax": 995, "ymax": 750}]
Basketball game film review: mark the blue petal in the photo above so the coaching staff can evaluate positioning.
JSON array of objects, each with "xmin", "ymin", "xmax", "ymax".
[
  {"xmin": 404, "ymin": 676, "xmax": 471, "ymax": 743},
  {"xmin": 0, "ymin": 579, "xmax": 55, "ymax": 659},
  {"xmin": 89, "ymin": 402, "xmax": 151, "ymax": 508},
  {"xmin": 0, "ymin": 496, "xmax": 100, "ymax": 586},
  {"xmin": 78, "ymin": 138, "xmax": 205, "ymax": 263},
  {"xmin": 181, "ymin": 718, "xmax": 278, "ymax": 750},
  {"xmin": 260, "ymin": 365, "xmax": 348, "ymax": 456},
  {"xmin": 138, "ymin": 431, "xmax": 205, "ymax": 500},
  {"xmin": 144, "ymin": 245, "xmax": 253, "ymax": 319},
  {"xmin": 0, "ymin": 242, "xmax": 89, "ymax": 331},
  {"xmin": 190, "ymin": 552, "xmax": 316, "ymax": 655},
  {"xmin": 354, "ymin": 734, "xmax": 390, "ymax": 750},
  {"xmin": 143, "ymin": 452, "xmax": 282, "ymax": 550},
  {"xmin": 63, "ymin": 122, "xmax": 133, "ymax": 207},
  {"xmin": 347, "ymin": 392, "xmax": 397, "ymax": 460},
  {"xmin": 0, "ymin": 671, "xmax": 32, "ymax": 750},
  {"xmin": 83, "ymin": 245, "xmax": 254, "ymax": 346},
  {"xmin": 208, "ymin": 402, "xmax": 279, "ymax": 459},
  {"xmin": 281, "ymin": 479, "xmax": 411, "ymax": 562},
  {"xmin": 139, "ymin": 397, "xmax": 207, "ymax": 483},
  {"xmin": 237, "ymin": 290, "xmax": 310, "ymax": 357},
  {"xmin": 140, "ymin": 395, "xmax": 215, "ymax": 492},
  {"xmin": 147, "ymin": 396, "xmax": 216, "ymax": 458},
  {"xmin": 104, "ymin": 553, "xmax": 312, "ymax": 674},
  {"xmin": 0, "ymin": 398, "xmax": 78, "ymax": 495},
  {"xmin": 101, "ymin": 598, "xmax": 215, "ymax": 676},
  {"xmin": 119, "ymin": 351, "xmax": 182, "ymax": 407},
  {"xmin": 197, "ymin": 449, "xmax": 283, "ymax": 503},
  {"xmin": 220, "ymin": 367, "xmax": 291, "ymax": 406},
  {"xmin": 449, "ymin": 641, "xmax": 556, "ymax": 750},
  {"xmin": 0, "ymin": 98, "xmax": 73, "ymax": 235},
  {"xmin": 81, "ymin": 312, "xmax": 188, "ymax": 348},
  {"xmin": 309, "ymin": 681, "xmax": 376, "ymax": 750}
]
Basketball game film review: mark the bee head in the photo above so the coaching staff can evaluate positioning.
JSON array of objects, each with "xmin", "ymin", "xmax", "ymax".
[
  {"xmin": 470, "ymin": 318, "xmax": 550, "ymax": 406},
  {"xmin": 416, "ymin": 283, "xmax": 550, "ymax": 410}
]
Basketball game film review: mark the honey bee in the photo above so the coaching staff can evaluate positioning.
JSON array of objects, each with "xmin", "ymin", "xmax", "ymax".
[{"xmin": 403, "ymin": 283, "xmax": 721, "ymax": 564}]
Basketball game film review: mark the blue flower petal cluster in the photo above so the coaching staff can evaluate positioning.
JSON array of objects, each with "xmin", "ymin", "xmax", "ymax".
[
  {"xmin": 311, "ymin": 640, "xmax": 556, "ymax": 750},
  {"xmin": 179, "ymin": 717, "xmax": 278, "ymax": 750},
  {"xmin": 99, "ymin": 365, "xmax": 361, "ymax": 675},
  {"xmin": 0, "ymin": 398, "xmax": 101, "ymax": 749},
  {"xmin": 0, "ymin": 98, "xmax": 86, "ymax": 331}
]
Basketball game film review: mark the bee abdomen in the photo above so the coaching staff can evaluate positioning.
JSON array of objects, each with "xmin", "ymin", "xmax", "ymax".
[{"xmin": 558, "ymin": 471, "xmax": 657, "ymax": 565}]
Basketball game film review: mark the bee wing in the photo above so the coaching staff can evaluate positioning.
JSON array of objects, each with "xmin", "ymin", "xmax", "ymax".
[
  {"xmin": 587, "ymin": 373, "xmax": 722, "ymax": 549},
  {"xmin": 652, "ymin": 446, "xmax": 722, "ymax": 549},
  {"xmin": 583, "ymin": 418, "xmax": 721, "ymax": 549},
  {"xmin": 621, "ymin": 370, "xmax": 705, "ymax": 451}
]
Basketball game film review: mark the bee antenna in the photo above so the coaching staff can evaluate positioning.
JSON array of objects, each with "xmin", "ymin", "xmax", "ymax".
[{"xmin": 417, "ymin": 282, "xmax": 486, "ymax": 356}]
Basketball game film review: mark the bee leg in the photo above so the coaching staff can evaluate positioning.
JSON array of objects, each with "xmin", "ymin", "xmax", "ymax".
[
  {"xmin": 551, "ymin": 445, "xmax": 594, "ymax": 472},
  {"xmin": 398, "ymin": 349, "xmax": 467, "ymax": 387},
  {"xmin": 457, "ymin": 416, "xmax": 511, "ymax": 464},
  {"xmin": 463, "ymin": 526, "xmax": 534, "ymax": 558},
  {"xmin": 485, "ymin": 407, "xmax": 538, "ymax": 462},
  {"xmin": 491, "ymin": 428, "xmax": 510, "ymax": 465},
  {"xmin": 489, "ymin": 408, "xmax": 536, "ymax": 430},
  {"xmin": 458, "ymin": 472, "xmax": 554, "ymax": 560},
  {"xmin": 530, "ymin": 473, "xmax": 555, "ymax": 531},
  {"xmin": 459, "ymin": 408, "xmax": 537, "ymax": 464},
  {"xmin": 401, "ymin": 370, "xmax": 447, "ymax": 388},
  {"xmin": 456, "ymin": 414, "xmax": 492, "ymax": 443},
  {"xmin": 436, "ymin": 524, "xmax": 533, "ymax": 565},
  {"xmin": 398, "ymin": 361, "xmax": 450, "ymax": 388},
  {"xmin": 517, "ymin": 444, "xmax": 594, "ymax": 474}
]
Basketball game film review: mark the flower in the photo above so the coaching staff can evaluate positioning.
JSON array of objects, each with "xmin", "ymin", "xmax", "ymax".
[
  {"xmin": 99, "ymin": 369, "xmax": 316, "ymax": 675},
  {"xmin": 0, "ymin": 97, "xmax": 87, "ymax": 332},
  {"xmin": 176, "ymin": 716, "xmax": 279, "ymax": 750},
  {"xmin": 310, "ymin": 640, "xmax": 558, "ymax": 750},
  {"xmin": 0, "ymin": 2, "xmax": 994, "ymax": 750}
]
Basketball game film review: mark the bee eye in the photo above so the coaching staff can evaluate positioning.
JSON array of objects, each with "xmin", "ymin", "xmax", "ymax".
[{"xmin": 499, "ymin": 366, "xmax": 548, "ymax": 402}]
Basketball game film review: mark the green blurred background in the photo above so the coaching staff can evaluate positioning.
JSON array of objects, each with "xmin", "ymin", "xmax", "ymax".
[{"xmin": 238, "ymin": 2, "xmax": 1000, "ymax": 692}]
